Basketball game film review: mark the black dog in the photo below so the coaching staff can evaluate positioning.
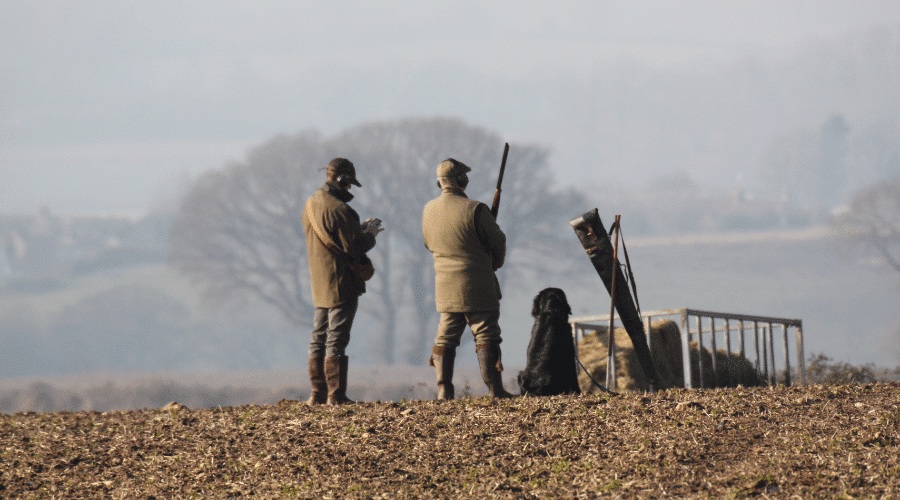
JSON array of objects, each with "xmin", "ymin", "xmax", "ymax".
[{"xmin": 517, "ymin": 287, "xmax": 581, "ymax": 396}]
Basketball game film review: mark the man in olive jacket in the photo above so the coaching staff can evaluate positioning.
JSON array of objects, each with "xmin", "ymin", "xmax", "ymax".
[
  {"xmin": 302, "ymin": 158, "xmax": 382, "ymax": 405},
  {"xmin": 422, "ymin": 158, "xmax": 514, "ymax": 399}
]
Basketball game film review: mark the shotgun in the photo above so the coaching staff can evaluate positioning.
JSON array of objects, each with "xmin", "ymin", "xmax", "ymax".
[{"xmin": 490, "ymin": 142, "xmax": 509, "ymax": 219}]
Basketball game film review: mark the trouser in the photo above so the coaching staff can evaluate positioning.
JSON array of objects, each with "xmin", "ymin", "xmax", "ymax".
[
  {"xmin": 434, "ymin": 309, "xmax": 502, "ymax": 348},
  {"xmin": 309, "ymin": 296, "xmax": 359, "ymax": 357}
]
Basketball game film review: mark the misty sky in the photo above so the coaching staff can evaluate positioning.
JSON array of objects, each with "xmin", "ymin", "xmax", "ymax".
[{"xmin": 2, "ymin": 1, "xmax": 899, "ymax": 215}]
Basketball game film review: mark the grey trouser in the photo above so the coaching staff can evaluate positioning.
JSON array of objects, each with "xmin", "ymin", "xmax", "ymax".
[
  {"xmin": 309, "ymin": 296, "xmax": 359, "ymax": 357},
  {"xmin": 434, "ymin": 309, "xmax": 502, "ymax": 348}
]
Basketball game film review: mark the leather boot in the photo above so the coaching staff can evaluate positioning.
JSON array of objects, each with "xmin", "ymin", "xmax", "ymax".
[
  {"xmin": 429, "ymin": 345, "xmax": 456, "ymax": 400},
  {"xmin": 306, "ymin": 357, "xmax": 327, "ymax": 405},
  {"xmin": 476, "ymin": 343, "xmax": 514, "ymax": 398},
  {"xmin": 325, "ymin": 355, "xmax": 354, "ymax": 405}
]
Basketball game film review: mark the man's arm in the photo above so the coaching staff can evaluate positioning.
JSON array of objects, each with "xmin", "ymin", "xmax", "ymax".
[{"xmin": 475, "ymin": 204, "xmax": 506, "ymax": 270}]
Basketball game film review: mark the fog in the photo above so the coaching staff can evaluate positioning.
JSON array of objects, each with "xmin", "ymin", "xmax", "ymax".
[
  {"xmin": 2, "ymin": 2, "xmax": 900, "ymax": 399},
  {"xmin": 3, "ymin": 1, "xmax": 899, "ymax": 214}
]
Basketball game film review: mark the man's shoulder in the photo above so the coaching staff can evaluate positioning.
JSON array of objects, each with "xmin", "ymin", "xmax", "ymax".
[
  {"xmin": 432, "ymin": 191, "xmax": 481, "ymax": 206},
  {"xmin": 311, "ymin": 188, "xmax": 350, "ymax": 210},
  {"xmin": 460, "ymin": 196, "xmax": 486, "ymax": 214},
  {"xmin": 326, "ymin": 194, "xmax": 360, "ymax": 224},
  {"xmin": 308, "ymin": 187, "xmax": 327, "ymax": 204},
  {"xmin": 422, "ymin": 193, "xmax": 448, "ymax": 214}
]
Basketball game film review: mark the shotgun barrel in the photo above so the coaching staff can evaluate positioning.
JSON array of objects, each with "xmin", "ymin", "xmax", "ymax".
[{"xmin": 490, "ymin": 143, "xmax": 509, "ymax": 219}]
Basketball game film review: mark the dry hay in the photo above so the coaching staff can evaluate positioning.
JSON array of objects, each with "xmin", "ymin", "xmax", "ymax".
[
  {"xmin": 576, "ymin": 319, "xmax": 683, "ymax": 392},
  {"xmin": 577, "ymin": 319, "xmax": 762, "ymax": 393},
  {"xmin": 688, "ymin": 339, "xmax": 763, "ymax": 389}
]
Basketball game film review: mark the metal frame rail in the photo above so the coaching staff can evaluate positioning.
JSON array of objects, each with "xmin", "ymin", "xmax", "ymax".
[{"xmin": 571, "ymin": 308, "xmax": 804, "ymax": 390}]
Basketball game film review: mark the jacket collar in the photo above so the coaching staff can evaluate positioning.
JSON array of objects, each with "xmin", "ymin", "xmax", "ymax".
[
  {"xmin": 441, "ymin": 186, "xmax": 468, "ymax": 198},
  {"xmin": 323, "ymin": 180, "xmax": 354, "ymax": 202}
]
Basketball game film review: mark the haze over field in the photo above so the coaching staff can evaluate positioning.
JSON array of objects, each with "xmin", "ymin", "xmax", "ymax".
[{"xmin": 2, "ymin": 1, "xmax": 899, "ymax": 215}]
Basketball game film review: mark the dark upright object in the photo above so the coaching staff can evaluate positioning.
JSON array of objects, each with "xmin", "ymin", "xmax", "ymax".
[
  {"xmin": 518, "ymin": 287, "xmax": 582, "ymax": 396},
  {"xmin": 570, "ymin": 209, "xmax": 659, "ymax": 390},
  {"xmin": 490, "ymin": 142, "xmax": 509, "ymax": 219}
]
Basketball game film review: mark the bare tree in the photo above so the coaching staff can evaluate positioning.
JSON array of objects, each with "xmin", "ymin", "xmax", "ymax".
[
  {"xmin": 170, "ymin": 131, "xmax": 327, "ymax": 326},
  {"xmin": 832, "ymin": 177, "xmax": 900, "ymax": 273},
  {"xmin": 170, "ymin": 118, "xmax": 587, "ymax": 365}
]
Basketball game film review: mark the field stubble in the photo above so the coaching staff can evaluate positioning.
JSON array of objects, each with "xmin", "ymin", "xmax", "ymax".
[{"xmin": 2, "ymin": 383, "xmax": 899, "ymax": 499}]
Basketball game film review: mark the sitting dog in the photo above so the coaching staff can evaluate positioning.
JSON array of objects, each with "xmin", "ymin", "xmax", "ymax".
[{"xmin": 518, "ymin": 287, "xmax": 581, "ymax": 396}]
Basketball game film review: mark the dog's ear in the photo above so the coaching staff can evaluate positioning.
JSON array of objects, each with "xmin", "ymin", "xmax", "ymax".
[
  {"xmin": 559, "ymin": 289, "xmax": 572, "ymax": 316},
  {"xmin": 532, "ymin": 290, "xmax": 543, "ymax": 317}
]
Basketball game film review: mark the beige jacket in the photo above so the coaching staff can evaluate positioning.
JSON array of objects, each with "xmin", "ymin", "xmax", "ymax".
[
  {"xmin": 422, "ymin": 186, "xmax": 506, "ymax": 312},
  {"xmin": 303, "ymin": 182, "xmax": 376, "ymax": 308}
]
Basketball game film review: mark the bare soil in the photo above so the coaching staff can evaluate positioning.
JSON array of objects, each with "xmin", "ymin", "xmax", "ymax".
[{"xmin": 2, "ymin": 383, "xmax": 899, "ymax": 499}]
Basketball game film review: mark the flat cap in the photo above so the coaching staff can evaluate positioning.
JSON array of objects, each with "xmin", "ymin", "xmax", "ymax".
[{"xmin": 436, "ymin": 158, "xmax": 471, "ymax": 178}]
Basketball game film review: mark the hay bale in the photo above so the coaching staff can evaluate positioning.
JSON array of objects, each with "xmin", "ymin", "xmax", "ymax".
[
  {"xmin": 577, "ymin": 319, "xmax": 763, "ymax": 392},
  {"xmin": 577, "ymin": 319, "xmax": 684, "ymax": 393},
  {"xmin": 686, "ymin": 340, "xmax": 764, "ymax": 388},
  {"xmin": 650, "ymin": 320, "xmax": 684, "ymax": 389}
]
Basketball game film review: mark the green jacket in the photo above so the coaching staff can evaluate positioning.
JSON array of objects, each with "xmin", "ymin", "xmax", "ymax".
[
  {"xmin": 422, "ymin": 186, "xmax": 506, "ymax": 312},
  {"xmin": 303, "ymin": 182, "xmax": 376, "ymax": 308}
]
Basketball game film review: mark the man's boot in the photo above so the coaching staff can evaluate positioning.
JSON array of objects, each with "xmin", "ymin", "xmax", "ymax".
[
  {"xmin": 429, "ymin": 345, "xmax": 456, "ymax": 400},
  {"xmin": 325, "ymin": 355, "xmax": 354, "ymax": 405},
  {"xmin": 476, "ymin": 343, "xmax": 514, "ymax": 398},
  {"xmin": 306, "ymin": 357, "xmax": 327, "ymax": 405}
]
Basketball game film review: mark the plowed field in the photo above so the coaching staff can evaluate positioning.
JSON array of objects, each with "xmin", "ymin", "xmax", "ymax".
[{"xmin": 3, "ymin": 383, "xmax": 899, "ymax": 498}]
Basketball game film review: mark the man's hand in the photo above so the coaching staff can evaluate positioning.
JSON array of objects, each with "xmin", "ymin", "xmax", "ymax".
[{"xmin": 363, "ymin": 218, "xmax": 385, "ymax": 237}]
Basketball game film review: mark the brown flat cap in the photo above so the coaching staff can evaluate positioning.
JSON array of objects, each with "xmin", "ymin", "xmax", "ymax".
[{"xmin": 436, "ymin": 158, "xmax": 471, "ymax": 178}]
